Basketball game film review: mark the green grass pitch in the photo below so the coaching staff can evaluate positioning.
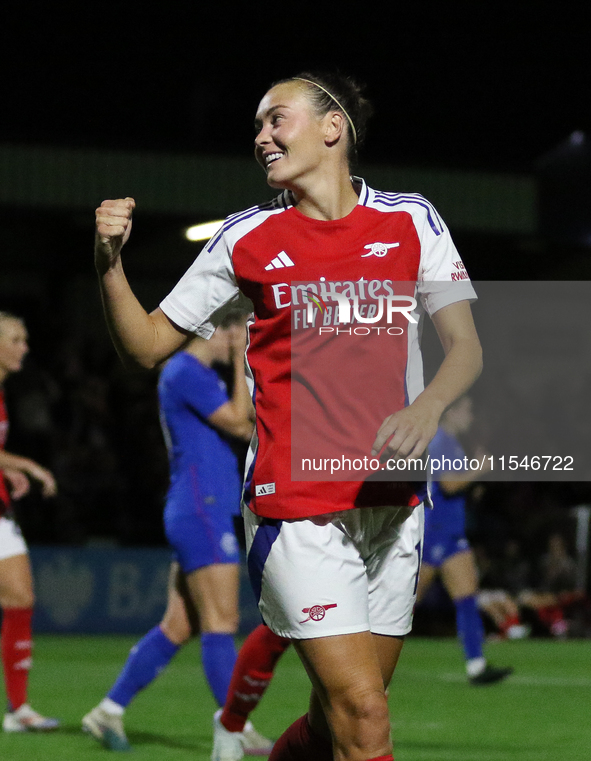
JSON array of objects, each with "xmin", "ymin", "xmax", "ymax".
[{"xmin": 1, "ymin": 634, "xmax": 589, "ymax": 760}]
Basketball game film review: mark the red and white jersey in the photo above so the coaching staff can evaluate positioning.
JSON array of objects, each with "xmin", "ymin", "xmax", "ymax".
[
  {"xmin": 160, "ymin": 178, "xmax": 476, "ymax": 520},
  {"xmin": 0, "ymin": 389, "xmax": 11, "ymax": 514}
]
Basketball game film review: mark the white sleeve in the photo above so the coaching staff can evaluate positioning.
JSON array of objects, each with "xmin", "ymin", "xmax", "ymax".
[
  {"xmin": 415, "ymin": 201, "xmax": 477, "ymax": 316},
  {"xmin": 159, "ymin": 230, "xmax": 249, "ymax": 338}
]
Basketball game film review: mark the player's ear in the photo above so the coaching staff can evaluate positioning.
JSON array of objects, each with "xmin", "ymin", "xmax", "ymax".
[{"xmin": 324, "ymin": 111, "xmax": 345, "ymax": 147}]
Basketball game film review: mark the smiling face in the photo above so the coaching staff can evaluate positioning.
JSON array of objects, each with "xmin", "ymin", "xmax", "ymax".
[
  {"xmin": 254, "ymin": 81, "xmax": 338, "ymax": 190},
  {"xmin": 0, "ymin": 317, "xmax": 29, "ymax": 382}
]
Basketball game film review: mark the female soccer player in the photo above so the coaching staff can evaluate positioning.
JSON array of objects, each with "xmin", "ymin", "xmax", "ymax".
[
  {"xmin": 0, "ymin": 311, "xmax": 59, "ymax": 732},
  {"xmin": 83, "ymin": 316, "xmax": 287, "ymax": 757},
  {"xmin": 417, "ymin": 396, "xmax": 515, "ymax": 685},
  {"xmin": 94, "ymin": 72, "xmax": 482, "ymax": 761}
]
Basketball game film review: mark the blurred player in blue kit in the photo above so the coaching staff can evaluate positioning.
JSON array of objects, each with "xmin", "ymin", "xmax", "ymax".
[
  {"xmin": 416, "ymin": 396, "xmax": 514, "ymax": 684},
  {"xmin": 83, "ymin": 311, "xmax": 289, "ymax": 757}
]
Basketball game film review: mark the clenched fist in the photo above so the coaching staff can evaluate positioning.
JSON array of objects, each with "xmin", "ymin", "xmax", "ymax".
[{"xmin": 95, "ymin": 197, "xmax": 136, "ymax": 274}]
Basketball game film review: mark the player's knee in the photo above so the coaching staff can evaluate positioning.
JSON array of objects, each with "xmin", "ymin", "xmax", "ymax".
[
  {"xmin": 201, "ymin": 611, "xmax": 239, "ymax": 634},
  {"xmin": 227, "ymin": 611, "xmax": 240, "ymax": 633},
  {"xmin": 333, "ymin": 686, "xmax": 389, "ymax": 730},
  {"xmin": 160, "ymin": 616, "xmax": 192, "ymax": 645},
  {"xmin": 1, "ymin": 589, "xmax": 35, "ymax": 609},
  {"xmin": 329, "ymin": 690, "xmax": 391, "ymax": 753}
]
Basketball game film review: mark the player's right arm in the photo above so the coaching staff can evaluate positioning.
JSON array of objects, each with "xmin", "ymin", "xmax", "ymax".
[
  {"xmin": 95, "ymin": 198, "xmax": 189, "ymax": 369},
  {"xmin": 2, "ymin": 469, "xmax": 30, "ymax": 500},
  {"xmin": 207, "ymin": 323, "xmax": 254, "ymax": 442},
  {"xmin": 0, "ymin": 450, "xmax": 57, "ymax": 498},
  {"xmin": 207, "ymin": 401, "xmax": 253, "ymax": 442}
]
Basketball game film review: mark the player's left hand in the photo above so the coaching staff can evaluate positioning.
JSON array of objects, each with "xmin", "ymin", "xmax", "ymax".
[
  {"xmin": 26, "ymin": 463, "xmax": 58, "ymax": 498},
  {"xmin": 371, "ymin": 399, "xmax": 441, "ymax": 463},
  {"xmin": 3, "ymin": 469, "xmax": 30, "ymax": 500}
]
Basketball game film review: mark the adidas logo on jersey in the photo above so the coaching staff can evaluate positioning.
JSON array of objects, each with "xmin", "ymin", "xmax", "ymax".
[{"xmin": 265, "ymin": 251, "xmax": 295, "ymax": 270}]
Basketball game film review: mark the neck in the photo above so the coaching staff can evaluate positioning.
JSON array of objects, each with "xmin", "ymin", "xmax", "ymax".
[{"xmin": 289, "ymin": 165, "xmax": 359, "ymax": 221}]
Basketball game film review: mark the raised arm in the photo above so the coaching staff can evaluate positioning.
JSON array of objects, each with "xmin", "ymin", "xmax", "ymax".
[
  {"xmin": 372, "ymin": 299, "xmax": 482, "ymax": 461},
  {"xmin": 95, "ymin": 198, "xmax": 188, "ymax": 369},
  {"xmin": 207, "ymin": 325, "xmax": 255, "ymax": 442}
]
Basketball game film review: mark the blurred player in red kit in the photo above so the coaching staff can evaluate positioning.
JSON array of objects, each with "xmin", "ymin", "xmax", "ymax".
[{"xmin": 0, "ymin": 311, "xmax": 59, "ymax": 732}]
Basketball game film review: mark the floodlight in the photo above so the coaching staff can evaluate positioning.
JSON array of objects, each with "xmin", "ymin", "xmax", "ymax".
[{"xmin": 185, "ymin": 221, "xmax": 224, "ymax": 241}]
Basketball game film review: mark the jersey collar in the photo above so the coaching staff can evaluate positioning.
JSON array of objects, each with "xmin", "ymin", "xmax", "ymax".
[{"xmin": 280, "ymin": 176, "xmax": 370, "ymax": 210}]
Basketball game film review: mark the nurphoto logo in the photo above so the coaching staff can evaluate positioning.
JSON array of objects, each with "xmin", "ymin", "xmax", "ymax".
[{"xmin": 305, "ymin": 290, "xmax": 417, "ymax": 329}]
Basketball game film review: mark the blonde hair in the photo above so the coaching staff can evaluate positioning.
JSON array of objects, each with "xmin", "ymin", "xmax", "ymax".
[{"xmin": 0, "ymin": 311, "xmax": 24, "ymax": 334}]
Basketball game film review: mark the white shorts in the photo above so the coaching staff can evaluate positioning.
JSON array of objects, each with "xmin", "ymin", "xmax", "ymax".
[
  {"xmin": 0, "ymin": 516, "xmax": 28, "ymax": 561},
  {"xmin": 244, "ymin": 504, "xmax": 424, "ymax": 639}
]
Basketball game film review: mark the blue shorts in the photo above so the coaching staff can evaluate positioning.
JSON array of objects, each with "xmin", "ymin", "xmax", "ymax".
[
  {"xmin": 164, "ymin": 507, "xmax": 241, "ymax": 575},
  {"xmin": 422, "ymin": 531, "xmax": 470, "ymax": 567}
]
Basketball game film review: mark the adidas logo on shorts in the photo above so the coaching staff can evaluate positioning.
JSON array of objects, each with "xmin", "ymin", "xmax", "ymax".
[{"xmin": 255, "ymin": 482, "xmax": 276, "ymax": 496}]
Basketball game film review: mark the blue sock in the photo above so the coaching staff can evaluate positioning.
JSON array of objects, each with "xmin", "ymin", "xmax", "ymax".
[
  {"xmin": 108, "ymin": 626, "xmax": 180, "ymax": 708},
  {"xmin": 200, "ymin": 632, "xmax": 237, "ymax": 706},
  {"xmin": 454, "ymin": 595, "xmax": 485, "ymax": 661}
]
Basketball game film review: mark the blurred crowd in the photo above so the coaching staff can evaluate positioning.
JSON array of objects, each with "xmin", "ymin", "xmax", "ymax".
[
  {"xmin": 417, "ymin": 482, "xmax": 591, "ymax": 638},
  {"xmin": 4, "ymin": 335, "xmax": 168, "ymax": 546}
]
